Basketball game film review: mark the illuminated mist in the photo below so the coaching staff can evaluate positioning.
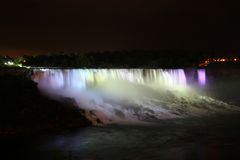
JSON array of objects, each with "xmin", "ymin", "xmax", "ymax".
[{"xmin": 32, "ymin": 69, "xmax": 239, "ymax": 125}]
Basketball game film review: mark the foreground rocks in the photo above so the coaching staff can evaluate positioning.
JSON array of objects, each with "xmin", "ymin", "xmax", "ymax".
[{"xmin": 0, "ymin": 71, "xmax": 91, "ymax": 135}]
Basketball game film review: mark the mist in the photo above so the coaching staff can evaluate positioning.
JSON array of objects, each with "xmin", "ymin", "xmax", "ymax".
[{"xmin": 32, "ymin": 69, "xmax": 240, "ymax": 125}]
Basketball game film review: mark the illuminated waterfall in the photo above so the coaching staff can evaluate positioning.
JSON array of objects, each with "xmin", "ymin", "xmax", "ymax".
[
  {"xmin": 197, "ymin": 69, "xmax": 206, "ymax": 86},
  {"xmin": 32, "ymin": 68, "xmax": 238, "ymax": 125},
  {"xmin": 33, "ymin": 69, "xmax": 187, "ymax": 90}
]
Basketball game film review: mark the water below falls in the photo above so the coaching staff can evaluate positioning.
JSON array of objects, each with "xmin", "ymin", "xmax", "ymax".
[{"xmin": 32, "ymin": 69, "xmax": 239, "ymax": 124}]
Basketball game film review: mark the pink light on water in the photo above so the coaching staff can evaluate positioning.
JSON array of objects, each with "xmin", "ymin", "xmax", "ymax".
[{"xmin": 197, "ymin": 69, "xmax": 206, "ymax": 86}]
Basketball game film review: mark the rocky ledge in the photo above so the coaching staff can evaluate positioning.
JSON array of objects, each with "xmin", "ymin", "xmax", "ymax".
[{"xmin": 0, "ymin": 70, "xmax": 91, "ymax": 135}]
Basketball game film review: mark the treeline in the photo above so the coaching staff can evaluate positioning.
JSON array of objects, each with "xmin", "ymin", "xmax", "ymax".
[
  {"xmin": 0, "ymin": 56, "xmax": 7, "ymax": 66},
  {"xmin": 23, "ymin": 50, "xmax": 205, "ymax": 68}
]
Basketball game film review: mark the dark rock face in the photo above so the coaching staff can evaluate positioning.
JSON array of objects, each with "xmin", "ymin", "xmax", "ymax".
[{"xmin": 0, "ymin": 72, "xmax": 91, "ymax": 135}]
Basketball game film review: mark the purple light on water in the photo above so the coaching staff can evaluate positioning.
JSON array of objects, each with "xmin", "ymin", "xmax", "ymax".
[{"xmin": 197, "ymin": 69, "xmax": 206, "ymax": 86}]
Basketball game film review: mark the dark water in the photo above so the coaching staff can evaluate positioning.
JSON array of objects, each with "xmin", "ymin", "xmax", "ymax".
[
  {"xmin": 204, "ymin": 71, "xmax": 240, "ymax": 106},
  {"xmin": 2, "ymin": 115, "xmax": 240, "ymax": 160}
]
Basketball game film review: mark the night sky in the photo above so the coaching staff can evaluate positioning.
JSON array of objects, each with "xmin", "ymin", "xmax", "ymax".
[{"xmin": 1, "ymin": 0, "xmax": 240, "ymax": 56}]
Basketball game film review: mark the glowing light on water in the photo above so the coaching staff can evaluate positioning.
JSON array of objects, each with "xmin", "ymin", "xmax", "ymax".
[{"xmin": 197, "ymin": 69, "xmax": 206, "ymax": 86}]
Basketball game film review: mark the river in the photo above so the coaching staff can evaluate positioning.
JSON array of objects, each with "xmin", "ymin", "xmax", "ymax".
[{"xmin": 2, "ymin": 68, "xmax": 240, "ymax": 160}]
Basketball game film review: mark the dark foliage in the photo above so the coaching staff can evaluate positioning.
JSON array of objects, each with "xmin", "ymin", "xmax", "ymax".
[{"xmin": 23, "ymin": 50, "xmax": 205, "ymax": 68}]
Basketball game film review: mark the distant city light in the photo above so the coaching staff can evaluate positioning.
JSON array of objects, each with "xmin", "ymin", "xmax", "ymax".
[
  {"xmin": 4, "ymin": 61, "xmax": 14, "ymax": 66},
  {"xmin": 2, "ymin": 58, "xmax": 30, "ymax": 69},
  {"xmin": 198, "ymin": 57, "xmax": 240, "ymax": 67}
]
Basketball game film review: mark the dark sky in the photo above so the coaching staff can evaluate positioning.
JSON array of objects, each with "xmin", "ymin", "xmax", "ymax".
[{"xmin": 0, "ymin": 0, "xmax": 240, "ymax": 56}]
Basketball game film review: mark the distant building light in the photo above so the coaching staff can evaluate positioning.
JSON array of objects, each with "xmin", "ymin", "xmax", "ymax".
[
  {"xmin": 7, "ymin": 61, "xmax": 14, "ymax": 65},
  {"xmin": 4, "ymin": 61, "xmax": 14, "ymax": 66}
]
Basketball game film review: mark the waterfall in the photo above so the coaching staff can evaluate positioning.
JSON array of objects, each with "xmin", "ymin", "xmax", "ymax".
[
  {"xmin": 197, "ymin": 69, "xmax": 206, "ymax": 86},
  {"xmin": 33, "ymin": 69, "xmax": 188, "ymax": 90},
  {"xmin": 32, "ymin": 68, "xmax": 239, "ymax": 125}
]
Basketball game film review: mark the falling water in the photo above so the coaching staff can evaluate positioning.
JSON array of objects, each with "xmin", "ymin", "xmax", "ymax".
[
  {"xmin": 33, "ymin": 69, "xmax": 187, "ymax": 90},
  {"xmin": 197, "ymin": 69, "xmax": 206, "ymax": 86},
  {"xmin": 32, "ymin": 68, "xmax": 239, "ymax": 124}
]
